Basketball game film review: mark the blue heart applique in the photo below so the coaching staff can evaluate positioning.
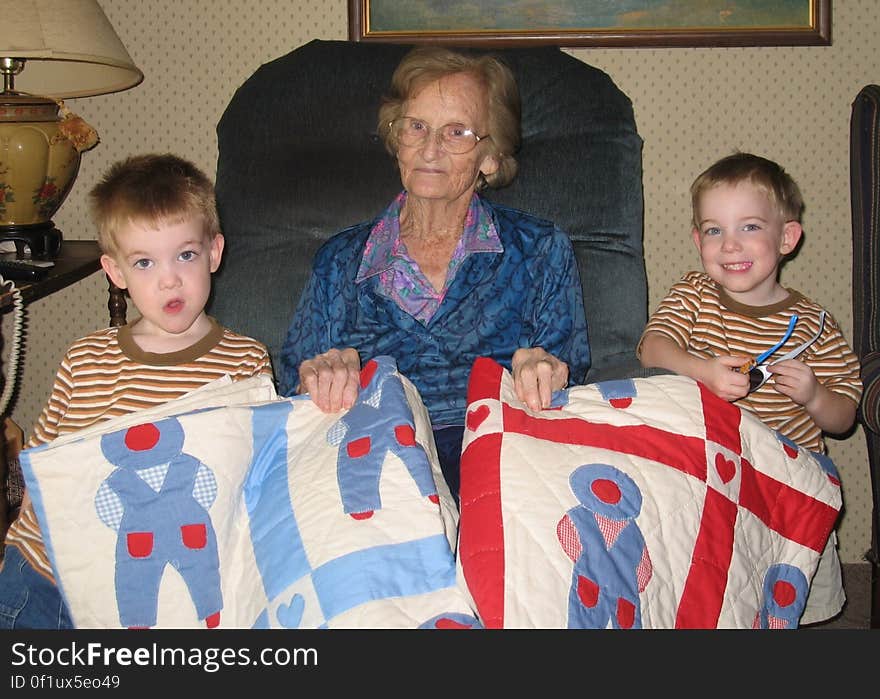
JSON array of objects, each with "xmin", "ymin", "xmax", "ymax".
[{"xmin": 276, "ymin": 593, "xmax": 305, "ymax": 628}]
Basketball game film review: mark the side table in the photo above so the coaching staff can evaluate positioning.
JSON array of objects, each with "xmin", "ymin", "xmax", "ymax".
[
  {"xmin": 0, "ymin": 240, "xmax": 126, "ymax": 323},
  {"xmin": 0, "ymin": 240, "xmax": 124, "ymax": 539}
]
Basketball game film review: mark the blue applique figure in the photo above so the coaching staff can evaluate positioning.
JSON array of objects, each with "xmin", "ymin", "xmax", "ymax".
[
  {"xmin": 96, "ymin": 417, "xmax": 222, "ymax": 629},
  {"xmin": 754, "ymin": 563, "xmax": 809, "ymax": 629},
  {"xmin": 776, "ymin": 432, "xmax": 802, "ymax": 459},
  {"xmin": 776, "ymin": 431, "xmax": 841, "ymax": 485},
  {"xmin": 812, "ymin": 451, "xmax": 842, "ymax": 485},
  {"xmin": 327, "ymin": 355, "xmax": 438, "ymax": 519},
  {"xmin": 557, "ymin": 464, "xmax": 652, "ymax": 629},
  {"xmin": 596, "ymin": 378, "xmax": 638, "ymax": 408}
]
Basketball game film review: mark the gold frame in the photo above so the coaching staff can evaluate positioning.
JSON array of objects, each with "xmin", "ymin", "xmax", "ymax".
[{"xmin": 349, "ymin": 1, "xmax": 831, "ymax": 48}]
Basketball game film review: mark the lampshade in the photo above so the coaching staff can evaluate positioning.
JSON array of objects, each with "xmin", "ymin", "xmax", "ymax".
[
  {"xmin": 0, "ymin": 0, "xmax": 143, "ymax": 258},
  {"xmin": 0, "ymin": 0, "xmax": 143, "ymax": 98}
]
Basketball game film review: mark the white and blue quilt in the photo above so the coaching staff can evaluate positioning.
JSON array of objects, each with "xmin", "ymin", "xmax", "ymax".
[{"xmin": 20, "ymin": 357, "xmax": 475, "ymax": 629}]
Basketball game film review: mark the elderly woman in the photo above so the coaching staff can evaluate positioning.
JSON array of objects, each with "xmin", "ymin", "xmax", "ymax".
[{"xmin": 279, "ymin": 46, "xmax": 590, "ymax": 499}]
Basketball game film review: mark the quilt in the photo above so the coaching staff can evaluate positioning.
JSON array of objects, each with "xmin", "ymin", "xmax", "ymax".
[
  {"xmin": 20, "ymin": 357, "xmax": 477, "ymax": 629},
  {"xmin": 457, "ymin": 358, "xmax": 843, "ymax": 629}
]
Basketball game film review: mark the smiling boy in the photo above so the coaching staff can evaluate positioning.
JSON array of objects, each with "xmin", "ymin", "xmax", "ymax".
[{"xmin": 637, "ymin": 152, "xmax": 861, "ymax": 625}]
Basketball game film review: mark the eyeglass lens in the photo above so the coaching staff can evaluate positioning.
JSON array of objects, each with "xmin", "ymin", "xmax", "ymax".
[{"xmin": 391, "ymin": 117, "xmax": 482, "ymax": 153}]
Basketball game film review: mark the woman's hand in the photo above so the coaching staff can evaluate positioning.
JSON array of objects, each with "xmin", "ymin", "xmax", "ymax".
[
  {"xmin": 511, "ymin": 347, "xmax": 569, "ymax": 411},
  {"xmin": 298, "ymin": 348, "xmax": 362, "ymax": 412}
]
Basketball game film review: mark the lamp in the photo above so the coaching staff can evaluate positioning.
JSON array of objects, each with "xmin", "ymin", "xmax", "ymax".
[{"xmin": 0, "ymin": 0, "xmax": 143, "ymax": 258}]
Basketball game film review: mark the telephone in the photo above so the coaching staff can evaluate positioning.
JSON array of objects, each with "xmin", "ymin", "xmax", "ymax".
[{"xmin": 0, "ymin": 274, "xmax": 25, "ymax": 416}]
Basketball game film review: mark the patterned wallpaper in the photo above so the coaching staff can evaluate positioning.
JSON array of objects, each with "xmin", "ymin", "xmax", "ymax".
[{"xmin": 4, "ymin": 0, "xmax": 877, "ymax": 563}]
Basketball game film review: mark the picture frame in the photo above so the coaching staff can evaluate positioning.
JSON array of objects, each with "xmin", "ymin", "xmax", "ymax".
[{"xmin": 348, "ymin": 1, "xmax": 831, "ymax": 49}]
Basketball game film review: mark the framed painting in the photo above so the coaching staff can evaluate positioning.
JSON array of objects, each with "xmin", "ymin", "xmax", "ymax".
[{"xmin": 348, "ymin": 1, "xmax": 831, "ymax": 48}]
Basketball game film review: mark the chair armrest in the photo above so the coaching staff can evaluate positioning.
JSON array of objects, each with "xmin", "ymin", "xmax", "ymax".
[
  {"xmin": 860, "ymin": 349, "xmax": 880, "ymax": 435},
  {"xmin": 585, "ymin": 356, "xmax": 672, "ymax": 384}
]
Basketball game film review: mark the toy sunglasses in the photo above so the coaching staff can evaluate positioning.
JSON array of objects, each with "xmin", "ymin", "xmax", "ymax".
[{"xmin": 745, "ymin": 311, "xmax": 826, "ymax": 392}]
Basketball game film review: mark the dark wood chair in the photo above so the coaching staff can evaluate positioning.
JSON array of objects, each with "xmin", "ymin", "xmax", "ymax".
[{"xmin": 850, "ymin": 83, "xmax": 880, "ymax": 629}]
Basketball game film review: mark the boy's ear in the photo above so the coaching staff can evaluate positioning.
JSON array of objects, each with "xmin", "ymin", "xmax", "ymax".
[
  {"xmin": 209, "ymin": 233, "xmax": 225, "ymax": 273},
  {"xmin": 691, "ymin": 227, "xmax": 702, "ymax": 251},
  {"xmin": 100, "ymin": 254, "xmax": 127, "ymax": 290},
  {"xmin": 780, "ymin": 221, "xmax": 803, "ymax": 254}
]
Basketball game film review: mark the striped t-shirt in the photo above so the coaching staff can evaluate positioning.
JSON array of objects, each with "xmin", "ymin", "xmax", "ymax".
[
  {"xmin": 637, "ymin": 271, "xmax": 862, "ymax": 453},
  {"xmin": 5, "ymin": 317, "xmax": 272, "ymax": 581}
]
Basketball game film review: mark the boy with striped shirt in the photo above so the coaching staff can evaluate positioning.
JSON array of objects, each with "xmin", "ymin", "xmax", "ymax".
[
  {"xmin": 0, "ymin": 153, "xmax": 272, "ymax": 628},
  {"xmin": 637, "ymin": 152, "xmax": 862, "ymax": 626}
]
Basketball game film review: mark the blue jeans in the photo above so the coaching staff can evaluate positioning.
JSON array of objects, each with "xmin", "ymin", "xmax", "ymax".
[
  {"xmin": 0, "ymin": 545, "xmax": 72, "ymax": 629},
  {"xmin": 433, "ymin": 425, "xmax": 464, "ymax": 507}
]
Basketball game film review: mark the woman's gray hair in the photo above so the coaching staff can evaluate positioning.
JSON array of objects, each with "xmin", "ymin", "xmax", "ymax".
[{"xmin": 377, "ymin": 45, "xmax": 521, "ymax": 190}]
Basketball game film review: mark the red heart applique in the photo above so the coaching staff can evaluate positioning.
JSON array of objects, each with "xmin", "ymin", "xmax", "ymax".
[
  {"xmin": 466, "ymin": 404, "xmax": 490, "ymax": 431},
  {"xmin": 783, "ymin": 444, "xmax": 798, "ymax": 459},
  {"xmin": 609, "ymin": 397, "xmax": 632, "ymax": 409},
  {"xmin": 714, "ymin": 453, "xmax": 736, "ymax": 484}
]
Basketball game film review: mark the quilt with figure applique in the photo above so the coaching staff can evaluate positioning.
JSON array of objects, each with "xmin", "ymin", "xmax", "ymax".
[
  {"xmin": 457, "ymin": 358, "xmax": 842, "ymax": 629},
  {"xmin": 20, "ymin": 357, "xmax": 476, "ymax": 629}
]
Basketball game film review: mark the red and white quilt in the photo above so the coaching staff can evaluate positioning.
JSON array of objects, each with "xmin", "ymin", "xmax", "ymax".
[{"xmin": 457, "ymin": 358, "xmax": 842, "ymax": 629}]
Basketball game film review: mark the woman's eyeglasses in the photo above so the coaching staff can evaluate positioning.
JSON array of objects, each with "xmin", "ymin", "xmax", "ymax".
[{"xmin": 388, "ymin": 117, "xmax": 489, "ymax": 154}]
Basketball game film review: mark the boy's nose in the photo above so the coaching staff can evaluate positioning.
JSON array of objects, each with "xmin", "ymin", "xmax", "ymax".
[
  {"xmin": 158, "ymin": 267, "xmax": 182, "ymax": 288},
  {"xmin": 720, "ymin": 233, "xmax": 740, "ymax": 251}
]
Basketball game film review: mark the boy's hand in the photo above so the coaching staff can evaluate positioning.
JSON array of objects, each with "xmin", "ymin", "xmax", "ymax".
[
  {"xmin": 701, "ymin": 356, "xmax": 751, "ymax": 401},
  {"xmin": 768, "ymin": 358, "xmax": 857, "ymax": 434},
  {"xmin": 767, "ymin": 358, "xmax": 817, "ymax": 405},
  {"xmin": 638, "ymin": 333, "xmax": 751, "ymax": 402}
]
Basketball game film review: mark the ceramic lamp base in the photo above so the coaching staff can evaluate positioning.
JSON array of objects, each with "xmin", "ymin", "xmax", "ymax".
[{"xmin": 0, "ymin": 93, "xmax": 80, "ymax": 259}]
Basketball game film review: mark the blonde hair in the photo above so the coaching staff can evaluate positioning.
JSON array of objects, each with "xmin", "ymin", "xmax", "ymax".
[
  {"xmin": 691, "ymin": 151, "xmax": 805, "ymax": 228},
  {"xmin": 90, "ymin": 153, "xmax": 219, "ymax": 256},
  {"xmin": 377, "ymin": 45, "xmax": 521, "ymax": 190}
]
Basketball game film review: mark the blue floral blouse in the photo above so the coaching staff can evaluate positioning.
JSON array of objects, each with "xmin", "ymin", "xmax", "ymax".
[{"xmin": 279, "ymin": 194, "xmax": 590, "ymax": 426}]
